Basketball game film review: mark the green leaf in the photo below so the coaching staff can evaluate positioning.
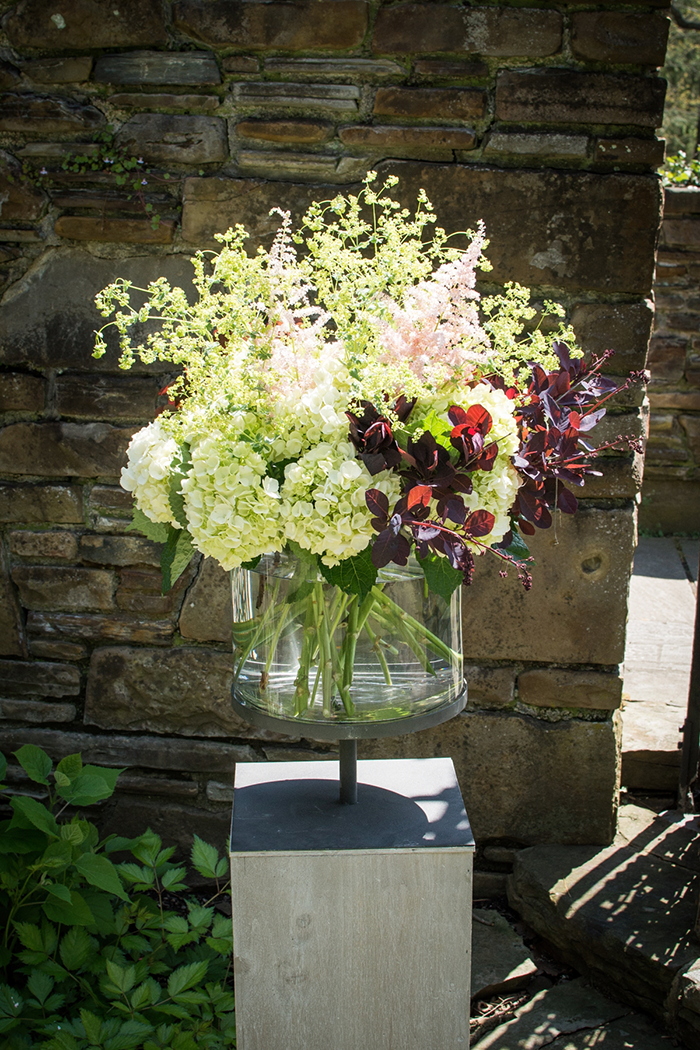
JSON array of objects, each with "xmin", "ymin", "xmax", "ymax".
[
  {"xmin": 59, "ymin": 926, "xmax": 93, "ymax": 970},
  {"xmin": 167, "ymin": 960, "xmax": 208, "ymax": 998},
  {"xmin": 417, "ymin": 551, "xmax": 463, "ymax": 603},
  {"xmin": 0, "ymin": 985, "xmax": 22, "ymax": 1018},
  {"xmin": 187, "ymin": 904, "xmax": 213, "ymax": 931},
  {"xmin": 60, "ymin": 822, "xmax": 85, "ymax": 846},
  {"xmin": 56, "ymin": 753, "xmax": 83, "ymax": 781},
  {"xmin": 45, "ymin": 882, "xmax": 72, "ymax": 903},
  {"xmin": 14, "ymin": 744, "xmax": 52, "ymax": 785},
  {"xmin": 318, "ymin": 545, "xmax": 377, "ymax": 601},
  {"xmin": 0, "ymin": 752, "xmax": 7, "ymax": 783},
  {"xmin": 163, "ymin": 915, "xmax": 188, "ymax": 934},
  {"xmin": 106, "ymin": 959, "xmax": 136, "ymax": 993},
  {"xmin": 127, "ymin": 507, "xmax": 169, "ymax": 544},
  {"xmin": 27, "ymin": 970, "xmax": 54, "ymax": 1006},
  {"xmin": 82, "ymin": 764, "xmax": 122, "ymax": 793},
  {"xmin": 74, "ymin": 852, "xmax": 129, "ymax": 901},
  {"xmin": 190, "ymin": 836, "xmax": 220, "ymax": 880},
  {"xmin": 80, "ymin": 1008, "xmax": 104, "ymax": 1044},
  {"xmin": 240, "ymin": 555, "xmax": 261, "ymax": 570},
  {"xmin": 10, "ymin": 795, "xmax": 59, "ymax": 837},
  {"xmin": 167, "ymin": 444, "xmax": 191, "ymax": 529},
  {"xmin": 161, "ymin": 525, "xmax": 195, "ymax": 593},
  {"xmin": 58, "ymin": 770, "xmax": 121, "ymax": 806},
  {"xmin": 13, "ymin": 923, "xmax": 44, "ymax": 953},
  {"xmin": 496, "ymin": 529, "xmax": 531, "ymax": 562},
  {"xmin": 42, "ymin": 889, "xmax": 94, "ymax": 927},
  {"xmin": 82, "ymin": 890, "xmax": 116, "ymax": 936},
  {"xmin": 0, "ymin": 827, "xmax": 46, "ymax": 854}
]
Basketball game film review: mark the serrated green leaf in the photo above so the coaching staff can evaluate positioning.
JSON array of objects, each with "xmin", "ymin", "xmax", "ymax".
[
  {"xmin": 161, "ymin": 526, "xmax": 194, "ymax": 593},
  {"xmin": 167, "ymin": 960, "xmax": 208, "ymax": 998},
  {"xmin": 163, "ymin": 915, "xmax": 188, "ymax": 934},
  {"xmin": 318, "ymin": 545, "xmax": 377, "ymax": 601},
  {"xmin": 127, "ymin": 507, "xmax": 169, "ymax": 544},
  {"xmin": 13, "ymin": 922, "xmax": 44, "ymax": 953},
  {"xmin": 14, "ymin": 744, "xmax": 52, "ymax": 785},
  {"xmin": 160, "ymin": 866, "xmax": 187, "ymax": 890},
  {"xmin": 56, "ymin": 753, "xmax": 83, "ymax": 780},
  {"xmin": 417, "ymin": 551, "xmax": 463, "ymax": 604},
  {"xmin": 54, "ymin": 770, "xmax": 71, "ymax": 787},
  {"xmin": 10, "ymin": 795, "xmax": 58, "ymax": 838},
  {"xmin": 106, "ymin": 959, "xmax": 136, "ymax": 993},
  {"xmin": 59, "ymin": 926, "xmax": 93, "ymax": 970},
  {"xmin": 129, "ymin": 981, "xmax": 154, "ymax": 1011},
  {"xmin": 74, "ymin": 852, "xmax": 129, "ymax": 901},
  {"xmin": 80, "ymin": 1008, "xmax": 103, "ymax": 1044},
  {"xmin": 190, "ymin": 835, "xmax": 219, "ymax": 879},
  {"xmin": 0, "ymin": 986, "xmax": 23, "ymax": 1017},
  {"xmin": 187, "ymin": 903, "xmax": 213, "ymax": 930},
  {"xmin": 27, "ymin": 970, "xmax": 54, "ymax": 1006}
]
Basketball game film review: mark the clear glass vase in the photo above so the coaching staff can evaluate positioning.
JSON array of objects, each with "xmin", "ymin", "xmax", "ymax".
[{"xmin": 230, "ymin": 550, "xmax": 465, "ymax": 734}]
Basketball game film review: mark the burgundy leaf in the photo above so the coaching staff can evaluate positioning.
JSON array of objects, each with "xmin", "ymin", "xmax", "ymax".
[
  {"xmin": 557, "ymin": 485, "xmax": 579, "ymax": 514},
  {"xmin": 464, "ymin": 509, "xmax": 495, "ymax": 538},
  {"xmin": 365, "ymin": 489, "xmax": 389, "ymax": 520}
]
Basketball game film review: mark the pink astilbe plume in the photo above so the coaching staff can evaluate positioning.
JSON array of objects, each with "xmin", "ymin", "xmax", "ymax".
[
  {"xmin": 378, "ymin": 223, "xmax": 491, "ymax": 382},
  {"xmin": 258, "ymin": 210, "xmax": 333, "ymax": 399}
]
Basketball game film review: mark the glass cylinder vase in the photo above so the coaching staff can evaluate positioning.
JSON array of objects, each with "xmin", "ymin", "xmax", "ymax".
[{"xmin": 230, "ymin": 550, "xmax": 466, "ymax": 740}]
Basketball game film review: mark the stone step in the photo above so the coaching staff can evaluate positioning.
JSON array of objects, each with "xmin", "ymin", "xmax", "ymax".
[
  {"xmin": 506, "ymin": 805, "xmax": 700, "ymax": 1027},
  {"xmin": 471, "ymin": 977, "xmax": 674, "ymax": 1049}
]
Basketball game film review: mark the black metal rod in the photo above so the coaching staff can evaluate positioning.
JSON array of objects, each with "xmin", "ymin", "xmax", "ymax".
[{"xmin": 339, "ymin": 739, "xmax": 358, "ymax": 804}]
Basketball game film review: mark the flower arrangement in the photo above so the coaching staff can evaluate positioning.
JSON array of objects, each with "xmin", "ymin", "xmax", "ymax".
[{"xmin": 94, "ymin": 173, "xmax": 639, "ymax": 724}]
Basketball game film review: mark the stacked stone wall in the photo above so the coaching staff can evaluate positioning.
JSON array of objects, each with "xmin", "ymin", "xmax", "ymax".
[
  {"xmin": 643, "ymin": 186, "xmax": 700, "ymax": 534},
  {"xmin": 0, "ymin": 0, "xmax": 667, "ymax": 858}
]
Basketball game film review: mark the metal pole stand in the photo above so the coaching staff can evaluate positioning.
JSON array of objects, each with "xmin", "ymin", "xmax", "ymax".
[{"xmin": 338, "ymin": 739, "xmax": 357, "ymax": 804}]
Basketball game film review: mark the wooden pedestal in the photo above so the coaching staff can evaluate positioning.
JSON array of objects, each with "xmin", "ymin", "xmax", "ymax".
[{"xmin": 230, "ymin": 757, "xmax": 474, "ymax": 1050}]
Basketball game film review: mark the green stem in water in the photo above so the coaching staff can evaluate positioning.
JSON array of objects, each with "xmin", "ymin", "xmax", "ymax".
[{"xmin": 363, "ymin": 621, "xmax": 393, "ymax": 687}]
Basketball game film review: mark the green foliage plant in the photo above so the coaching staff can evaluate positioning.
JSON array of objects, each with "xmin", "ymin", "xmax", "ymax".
[
  {"xmin": 659, "ymin": 150, "xmax": 700, "ymax": 186},
  {"xmin": 0, "ymin": 746, "xmax": 235, "ymax": 1050}
]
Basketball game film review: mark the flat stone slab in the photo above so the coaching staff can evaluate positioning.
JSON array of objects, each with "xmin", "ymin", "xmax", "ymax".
[
  {"xmin": 472, "ymin": 979, "xmax": 673, "ymax": 1049},
  {"xmin": 471, "ymin": 908, "xmax": 538, "ymax": 999},
  {"xmin": 621, "ymin": 700, "xmax": 682, "ymax": 791},
  {"xmin": 507, "ymin": 807, "xmax": 700, "ymax": 1018}
]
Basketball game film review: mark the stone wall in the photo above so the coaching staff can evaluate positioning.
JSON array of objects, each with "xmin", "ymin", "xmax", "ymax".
[
  {"xmin": 0, "ymin": 0, "xmax": 666, "ymax": 859},
  {"xmin": 642, "ymin": 185, "xmax": 700, "ymax": 535}
]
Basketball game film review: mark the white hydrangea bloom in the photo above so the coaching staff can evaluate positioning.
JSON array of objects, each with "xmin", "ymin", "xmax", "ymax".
[
  {"xmin": 120, "ymin": 419, "xmax": 181, "ymax": 527},
  {"xmin": 181, "ymin": 435, "xmax": 284, "ymax": 569},
  {"xmin": 280, "ymin": 440, "xmax": 401, "ymax": 566}
]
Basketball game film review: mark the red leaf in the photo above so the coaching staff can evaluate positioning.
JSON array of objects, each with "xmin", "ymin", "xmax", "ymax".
[
  {"xmin": 464, "ymin": 404, "xmax": 492, "ymax": 436},
  {"xmin": 407, "ymin": 484, "xmax": 432, "ymax": 510},
  {"xmin": 448, "ymin": 405, "xmax": 468, "ymax": 426},
  {"xmin": 464, "ymin": 509, "xmax": 495, "ymax": 538},
  {"xmin": 365, "ymin": 489, "xmax": 389, "ymax": 520}
]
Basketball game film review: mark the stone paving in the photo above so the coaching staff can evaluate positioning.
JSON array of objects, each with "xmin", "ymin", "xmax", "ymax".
[{"xmin": 622, "ymin": 536, "xmax": 698, "ymax": 792}]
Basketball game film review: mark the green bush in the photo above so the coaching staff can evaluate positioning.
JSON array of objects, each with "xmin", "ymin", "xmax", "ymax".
[
  {"xmin": 0, "ymin": 745, "xmax": 235, "ymax": 1050},
  {"xmin": 659, "ymin": 150, "xmax": 700, "ymax": 187}
]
